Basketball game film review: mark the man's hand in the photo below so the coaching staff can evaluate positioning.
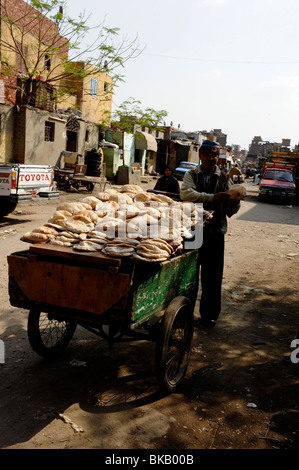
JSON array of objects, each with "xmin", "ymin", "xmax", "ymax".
[{"xmin": 213, "ymin": 192, "xmax": 231, "ymax": 203}]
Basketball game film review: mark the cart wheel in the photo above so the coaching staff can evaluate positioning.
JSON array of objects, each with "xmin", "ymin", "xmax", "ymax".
[
  {"xmin": 155, "ymin": 296, "xmax": 194, "ymax": 393},
  {"xmin": 27, "ymin": 311, "xmax": 77, "ymax": 359}
]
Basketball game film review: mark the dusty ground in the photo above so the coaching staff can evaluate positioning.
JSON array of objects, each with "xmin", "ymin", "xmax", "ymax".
[{"xmin": 0, "ymin": 177, "xmax": 298, "ymax": 451}]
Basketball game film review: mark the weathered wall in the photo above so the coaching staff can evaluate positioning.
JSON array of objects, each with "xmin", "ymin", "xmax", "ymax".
[
  {"xmin": 83, "ymin": 71, "xmax": 113, "ymax": 124},
  {"xmin": 21, "ymin": 107, "xmax": 66, "ymax": 165},
  {"xmin": 12, "ymin": 107, "xmax": 101, "ymax": 166},
  {"xmin": 0, "ymin": 105, "xmax": 14, "ymax": 163},
  {"xmin": 84, "ymin": 122, "xmax": 100, "ymax": 154}
]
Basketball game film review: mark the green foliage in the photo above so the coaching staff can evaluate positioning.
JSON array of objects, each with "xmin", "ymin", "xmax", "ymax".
[
  {"xmin": 111, "ymin": 98, "xmax": 168, "ymax": 133},
  {"xmin": 0, "ymin": 0, "xmax": 142, "ymax": 105}
]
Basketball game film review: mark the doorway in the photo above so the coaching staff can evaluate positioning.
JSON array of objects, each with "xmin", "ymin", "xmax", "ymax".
[{"xmin": 66, "ymin": 130, "xmax": 78, "ymax": 152}]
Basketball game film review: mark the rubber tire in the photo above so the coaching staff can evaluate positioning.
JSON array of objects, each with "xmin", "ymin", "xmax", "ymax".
[
  {"xmin": 86, "ymin": 170, "xmax": 101, "ymax": 177},
  {"xmin": 0, "ymin": 198, "xmax": 17, "ymax": 217},
  {"xmin": 27, "ymin": 310, "xmax": 77, "ymax": 359},
  {"xmin": 85, "ymin": 155, "xmax": 102, "ymax": 164},
  {"xmin": 155, "ymin": 296, "xmax": 194, "ymax": 393}
]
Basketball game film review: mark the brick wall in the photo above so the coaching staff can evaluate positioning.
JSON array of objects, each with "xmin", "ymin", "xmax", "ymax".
[
  {"xmin": 0, "ymin": 64, "xmax": 18, "ymax": 105},
  {"xmin": 0, "ymin": 0, "xmax": 69, "ymax": 105},
  {"xmin": 2, "ymin": 0, "xmax": 68, "ymax": 54}
]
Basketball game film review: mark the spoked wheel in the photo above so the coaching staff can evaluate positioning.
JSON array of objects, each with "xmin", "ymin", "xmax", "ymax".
[
  {"xmin": 155, "ymin": 296, "xmax": 194, "ymax": 393},
  {"xmin": 27, "ymin": 310, "xmax": 77, "ymax": 359}
]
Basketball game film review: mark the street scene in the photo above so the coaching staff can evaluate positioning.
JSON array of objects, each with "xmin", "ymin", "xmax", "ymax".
[
  {"xmin": 0, "ymin": 0, "xmax": 299, "ymax": 454},
  {"xmin": 0, "ymin": 178, "xmax": 298, "ymax": 450}
]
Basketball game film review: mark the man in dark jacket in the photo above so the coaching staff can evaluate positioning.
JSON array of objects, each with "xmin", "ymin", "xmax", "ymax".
[
  {"xmin": 180, "ymin": 140, "xmax": 240, "ymax": 328},
  {"xmin": 154, "ymin": 165, "xmax": 180, "ymax": 194}
]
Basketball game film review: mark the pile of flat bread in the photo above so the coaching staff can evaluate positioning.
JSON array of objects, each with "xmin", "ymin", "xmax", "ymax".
[{"xmin": 21, "ymin": 184, "xmax": 213, "ymax": 263}]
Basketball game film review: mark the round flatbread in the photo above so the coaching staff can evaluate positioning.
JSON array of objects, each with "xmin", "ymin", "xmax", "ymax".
[
  {"xmin": 75, "ymin": 210, "xmax": 98, "ymax": 224},
  {"xmin": 106, "ymin": 237, "xmax": 139, "ymax": 246},
  {"xmin": 81, "ymin": 196, "xmax": 101, "ymax": 209},
  {"xmin": 21, "ymin": 231, "xmax": 55, "ymax": 244},
  {"xmin": 102, "ymin": 245, "xmax": 135, "ymax": 257},
  {"xmin": 62, "ymin": 217, "xmax": 94, "ymax": 233},
  {"xmin": 119, "ymin": 184, "xmax": 143, "ymax": 194},
  {"xmin": 73, "ymin": 241, "xmax": 103, "ymax": 251},
  {"xmin": 55, "ymin": 235, "xmax": 80, "ymax": 243},
  {"xmin": 94, "ymin": 192, "xmax": 110, "ymax": 201},
  {"xmin": 132, "ymin": 253, "xmax": 168, "ymax": 263},
  {"xmin": 44, "ymin": 222, "xmax": 64, "ymax": 231},
  {"xmin": 50, "ymin": 239, "xmax": 74, "ymax": 247},
  {"xmin": 32, "ymin": 226, "xmax": 58, "ymax": 236},
  {"xmin": 138, "ymin": 241, "xmax": 173, "ymax": 255},
  {"xmin": 109, "ymin": 193, "xmax": 133, "ymax": 206},
  {"xmin": 52, "ymin": 210, "xmax": 72, "ymax": 224},
  {"xmin": 134, "ymin": 192, "xmax": 151, "ymax": 202}
]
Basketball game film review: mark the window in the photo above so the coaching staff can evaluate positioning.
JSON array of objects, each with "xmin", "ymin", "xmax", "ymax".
[
  {"xmin": 263, "ymin": 170, "xmax": 294, "ymax": 182},
  {"xmin": 45, "ymin": 54, "xmax": 51, "ymax": 71},
  {"xmin": 44, "ymin": 121, "xmax": 55, "ymax": 142},
  {"xmin": 15, "ymin": 41, "xmax": 27, "ymax": 74},
  {"xmin": 90, "ymin": 77, "xmax": 98, "ymax": 96},
  {"xmin": 104, "ymin": 82, "xmax": 109, "ymax": 93}
]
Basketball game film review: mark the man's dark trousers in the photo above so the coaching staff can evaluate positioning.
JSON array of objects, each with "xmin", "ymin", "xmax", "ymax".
[{"xmin": 198, "ymin": 231, "xmax": 225, "ymax": 324}]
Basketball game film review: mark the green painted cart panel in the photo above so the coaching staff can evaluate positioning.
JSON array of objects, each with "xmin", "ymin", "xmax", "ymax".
[{"xmin": 131, "ymin": 250, "xmax": 198, "ymax": 327}]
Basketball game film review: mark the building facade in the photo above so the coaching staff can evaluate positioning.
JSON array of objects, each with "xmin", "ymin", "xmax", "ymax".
[{"xmin": 0, "ymin": 0, "xmax": 113, "ymax": 165}]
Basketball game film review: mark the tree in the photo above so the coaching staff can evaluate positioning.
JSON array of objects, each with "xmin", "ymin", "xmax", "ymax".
[
  {"xmin": 0, "ymin": 0, "xmax": 142, "ymax": 106},
  {"xmin": 109, "ymin": 97, "xmax": 168, "ymax": 133}
]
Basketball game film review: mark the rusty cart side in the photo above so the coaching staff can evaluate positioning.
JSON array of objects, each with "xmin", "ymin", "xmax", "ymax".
[{"xmin": 8, "ymin": 244, "xmax": 199, "ymax": 392}]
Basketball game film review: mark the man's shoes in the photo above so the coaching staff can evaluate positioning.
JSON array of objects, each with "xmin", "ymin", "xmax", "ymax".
[{"xmin": 198, "ymin": 318, "xmax": 217, "ymax": 328}]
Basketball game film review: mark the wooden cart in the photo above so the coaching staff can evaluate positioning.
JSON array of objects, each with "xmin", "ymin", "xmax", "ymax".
[
  {"xmin": 55, "ymin": 166, "xmax": 109, "ymax": 193},
  {"xmin": 8, "ymin": 245, "xmax": 199, "ymax": 392}
]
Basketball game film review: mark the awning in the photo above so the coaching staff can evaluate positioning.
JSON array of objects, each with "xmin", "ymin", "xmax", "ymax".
[
  {"xmin": 135, "ymin": 131, "xmax": 157, "ymax": 152},
  {"xmin": 173, "ymin": 139, "xmax": 191, "ymax": 147}
]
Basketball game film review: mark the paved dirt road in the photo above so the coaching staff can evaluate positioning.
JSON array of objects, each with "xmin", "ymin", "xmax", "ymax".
[{"xmin": 0, "ymin": 179, "xmax": 298, "ymax": 450}]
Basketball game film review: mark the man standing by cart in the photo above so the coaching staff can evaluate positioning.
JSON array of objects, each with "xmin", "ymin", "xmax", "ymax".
[{"xmin": 180, "ymin": 140, "xmax": 240, "ymax": 328}]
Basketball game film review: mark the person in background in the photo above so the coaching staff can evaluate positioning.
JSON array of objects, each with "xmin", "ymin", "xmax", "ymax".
[
  {"xmin": 229, "ymin": 164, "xmax": 242, "ymax": 183},
  {"xmin": 180, "ymin": 140, "xmax": 241, "ymax": 328},
  {"xmin": 154, "ymin": 165, "xmax": 180, "ymax": 194}
]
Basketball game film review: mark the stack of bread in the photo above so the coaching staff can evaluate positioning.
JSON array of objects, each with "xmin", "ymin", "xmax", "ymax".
[{"xmin": 21, "ymin": 184, "xmax": 214, "ymax": 263}]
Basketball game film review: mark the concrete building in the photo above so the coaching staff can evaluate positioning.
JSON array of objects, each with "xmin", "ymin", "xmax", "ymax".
[
  {"xmin": 200, "ymin": 129, "xmax": 227, "ymax": 147},
  {"xmin": 247, "ymin": 136, "xmax": 292, "ymax": 164},
  {"xmin": 0, "ymin": 0, "xmax": 113, "ymax": 165}
]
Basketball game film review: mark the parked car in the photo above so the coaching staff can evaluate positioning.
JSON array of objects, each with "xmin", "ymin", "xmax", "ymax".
[
  {"xmin": 0, "ymin": 163, "xmax": 58, "ymax": 217},
  {"xmin": 174, "ymin": 161, "xmax": 198, "ymax": 180},
  {"xmin": 258, "ymin": 162, "xmax": 296, "ymax": 202}
]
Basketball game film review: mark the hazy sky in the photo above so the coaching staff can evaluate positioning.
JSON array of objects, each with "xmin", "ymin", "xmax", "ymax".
[{"xmin": 69, "ymin": 0, "xmax": 299, "ymax": 150}]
